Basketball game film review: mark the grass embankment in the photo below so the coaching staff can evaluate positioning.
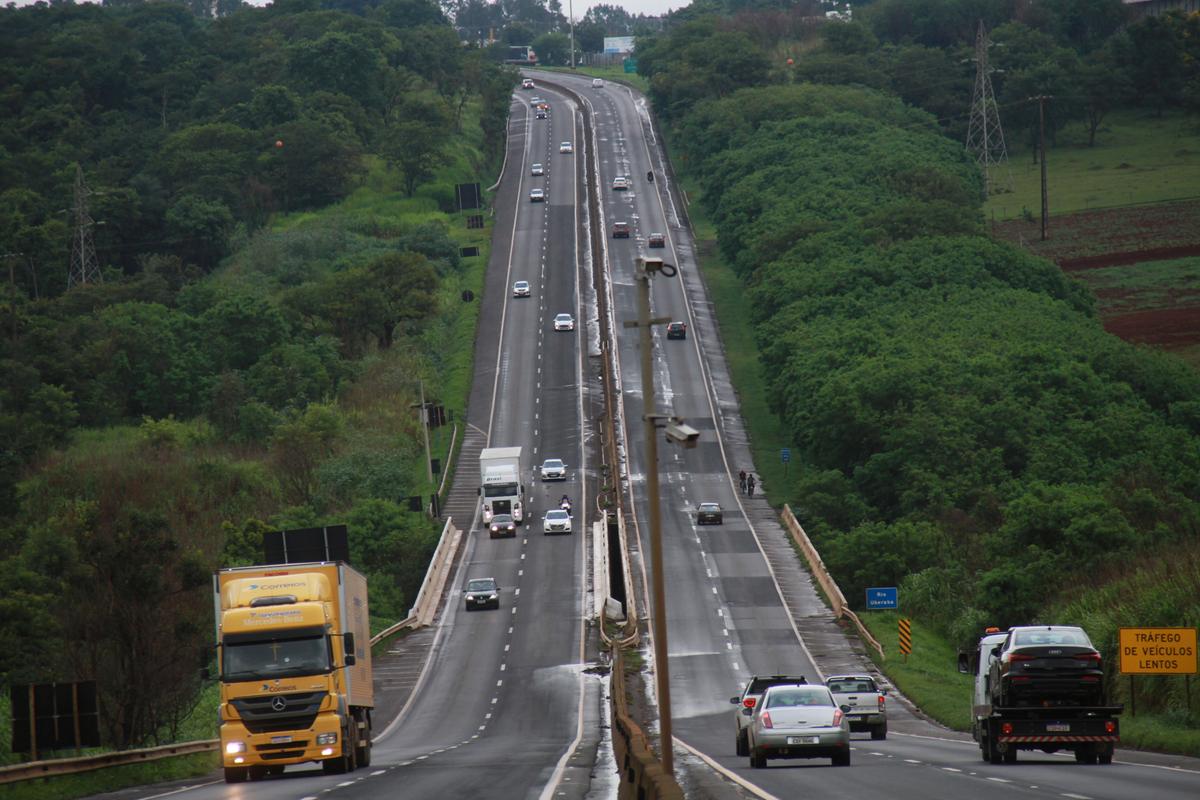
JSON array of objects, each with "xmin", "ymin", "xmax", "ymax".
[{"xmin": 985, "ymin": 110, "xmax": 1200, "ymax": 221}]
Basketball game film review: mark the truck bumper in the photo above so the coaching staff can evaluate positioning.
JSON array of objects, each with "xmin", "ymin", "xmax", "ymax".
[{"xmin": 221, "ymin": 712, "xmax": 344, "ymax": 768}]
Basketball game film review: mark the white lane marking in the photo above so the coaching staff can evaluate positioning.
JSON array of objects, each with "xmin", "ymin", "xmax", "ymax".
[
  {"xmin": 987, "ymin": 777, "xmax": 1012, "ymax": 783},
  {"xmin": 942, "ymin": 767, "xmax": 962, "ymax": 772},
  {"xmin": 1062, "ymin": 794, "xmax": 1092, "ymax": 799},
  {"xmin": 370, "ymin": 770, "xmax": 386, "ymax": 776},
  {"xmin": 497, "ymin": 679, "xmax": 504, "ymax": 687},
  {"xmin": 501, "ymin": 663, "xmax": 507, "ymax": 671},
  {"xmin": 136, "ymin": 782, "xmax": 224, "ymax": 800},
  {"xmin": 904, "ymin": 759, "xmax": 922, "ymax": 764},
  {"xmin": 337, "ymin": 781, "xmax": 355, "ymax": 787},
  {"xmin": 505, "ymin": 643, "xmax": 511, "ymax": 652}
]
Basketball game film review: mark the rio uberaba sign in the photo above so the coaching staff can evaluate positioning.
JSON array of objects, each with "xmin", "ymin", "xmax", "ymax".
[{"xmin": 1118, "ymin": 627, "xmax": 1197, "ymax": 675}]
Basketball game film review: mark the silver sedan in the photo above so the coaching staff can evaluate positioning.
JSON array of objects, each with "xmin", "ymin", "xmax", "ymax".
[{"xmin": 745, "ymin": 684, "xmax": 851, "ymax": 768}]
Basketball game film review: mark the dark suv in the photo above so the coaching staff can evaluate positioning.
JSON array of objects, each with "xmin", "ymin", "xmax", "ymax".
[
  {"xmin": 730, "ymin": 675, "xmax": 808, "ymax": 756},
  {"xmin": 666, "ymin": 321, "xmax": 687, "ymax": 340},
  {"xmin": 988, "ymin": 626, "xmax": 1104, "ymax": 707},
  {"xmin": 612, "ymin": 221, "xmax": 630, "ymax": 238}
]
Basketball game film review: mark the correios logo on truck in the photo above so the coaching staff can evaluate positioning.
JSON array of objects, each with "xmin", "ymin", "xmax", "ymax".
[{"xmin": 249, "ymin": 581, "xmax": 307, "ymax": 590}]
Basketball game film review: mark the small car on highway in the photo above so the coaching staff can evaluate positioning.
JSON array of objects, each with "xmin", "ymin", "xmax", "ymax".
[
  {"xmin": 592, "ymin": 78, "xmax": 604, "ymax": 88},
  {"xmin": 522, "ymin": 78, "xmax": 535, "ymax": 89},
  {"xmin": 825, "ymin": 675, "xmax": 888, "ymax": 740},
  {"xmin": 529, "ymin": 188, "xmax": 545, "ymax": 202},
  {"xmin": 612, "ymin": 176, "xmax": 629, "ymax": 191},
  {"xmin": 731, "ymin": 674, "xmax": 810, "ymax": 756},
  {"xmin": 540, "ymin": 458, "xmax": 567, "ymax": 480},
  {"xmin": 512, "ymin": 280, "xmax": 531, "ymax": 298},
  {"xmin": 536, "ymin": 108, "xmax": 547, "ymax": 119},
  {"xmin": 612, "ymin": 221, "xmax": 630, "ymax": 238},
  {"xmin": 697, "ymin": 502, "xmax": 723, "ymax": 524},
  {"xmin": 559, "ymin": 141, "xmax": 573, "ymax": 154},
  {"xmin": 542, "ymin": 509, "xmax": 572, "ymax": 535},
  {"xmin": 745, "ymin": 684, "xmax": 851, "ymax": 768},
  {"xmin": 648, "ymin": 232, "xmax": 665, "ymax": 248},
  {"xmin": 553, "ymin": 313, "xmax": 575, "ymax": 332},
  {"xmin": 531, "ymin": 163, "xmax": 544, "ymax": 176},
  {"xmin": 666, "ymin": 321, "xmax": 687, "ymax": 340},
  {"xmin": 530, "ymin": 96, "xmax": 543, "ymax": 106},
  {"xmin": 488, "ymin": 514, "xmax": 517, "ymax": 539},
  {"xmin": 464, "ymin": 577, "xmax": 500, "ymax": 610}
]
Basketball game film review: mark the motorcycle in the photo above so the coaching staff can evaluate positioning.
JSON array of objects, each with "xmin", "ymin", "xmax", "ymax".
[{"xmin": 560, "ymin": 497, "xmax": 572, "ymax": 515}]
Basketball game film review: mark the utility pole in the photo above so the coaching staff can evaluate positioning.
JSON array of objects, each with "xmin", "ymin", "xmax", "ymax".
[
  {"xmin": 1032, "ymin": 94, "xmax": 1052, "ymax": 241},
  {"xmin": 966, "ymin": 21, "xmax": 1012, "ymax": 196},
  {"xmin": 624, "ymin": 257, "xmax": 678, "ymax": 777},
  {"xmin": 67, "ymin": 163, "xmax": 102, "ymax": 289},
  {"xmin": 569, "ymin": 0, "xmax": 576, "ymax": 69},
  {"xmin": 419, "ymin": 379, "xmax": 434, "ymax": 486}
]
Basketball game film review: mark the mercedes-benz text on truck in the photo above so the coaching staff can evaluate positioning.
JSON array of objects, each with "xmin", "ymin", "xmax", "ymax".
[{"xmin": 215, "ymin": 562, "xmax": 373, "ymax": 782}]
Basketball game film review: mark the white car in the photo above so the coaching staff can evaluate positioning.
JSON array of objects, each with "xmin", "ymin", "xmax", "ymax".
[
  {"xmin": 825, "ymin": 675, "xmax": 888, "ymax": 740},
  {"xmin": 522, "ymin": 78, "xmax": 535, "ymax": 89},
  {"xmin": 529, "ymin": 188, "xmax": 545, "ymax": 202},
  {"xmin": 553, "ymin": 313, "xmax": 575, "ymax": 331},
  {"xmin": 611, "ymin": 176, "xmax": 629, "ymax": 191},
  {"xmin": 542, "ymin": 509, "xmax": 572, "ymax": 535},
  {"xmin": 592, "ymin": 78, "xmax": 604, "ymax": 88},
  {"xmin": 531, "ymin": 163, "xmax": 544, "ymax": 176},
  {"xmin": 530, "ymin": 96, "xmax": 543, "ymax": 106},
  {"xmin": 540, "ymin": 458, "xmax": 567, "ymax": 480},
  {"xmin": 513, "ymin": 280, "xmax": 531, "ymax": 297},
  {"xmin": 559, "ymin": 141, "xmax": 573, "ymax": 154}
]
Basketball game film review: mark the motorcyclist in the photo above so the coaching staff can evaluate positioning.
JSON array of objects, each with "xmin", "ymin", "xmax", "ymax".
[{"xmin": 560, "ymin": 494, "xmax": 572, "ymax": 513}]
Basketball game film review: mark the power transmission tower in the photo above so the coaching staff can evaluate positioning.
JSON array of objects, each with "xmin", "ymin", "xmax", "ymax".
[
  {"xmin": 966, "ymin": 21, "xmax": 1012, "ymax": 196},
  {"xmin": 68, "ymin": 163, "xmax": 102, "ymax": 289}
]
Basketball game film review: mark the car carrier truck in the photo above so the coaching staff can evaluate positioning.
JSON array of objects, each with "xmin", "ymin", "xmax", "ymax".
[
  {"xmin": 214, "ymin": 561, "xmax": 373, "ymax": 782},
  {"xmin": 479, "ymin": 446, "xmax": 526, "ymax": 526},
  {"xmin": 959, "ymin": 626, "xmax": 1121, "ymax": 765}
]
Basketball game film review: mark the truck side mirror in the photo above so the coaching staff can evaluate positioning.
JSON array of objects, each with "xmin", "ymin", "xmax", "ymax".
[
  {"xmin": 343, "ymin": 632, "xmax": 355, "ymax": 655},
  {"xmin": 344, "ymin": 654, "xmax": 357, "ymax": 666}
]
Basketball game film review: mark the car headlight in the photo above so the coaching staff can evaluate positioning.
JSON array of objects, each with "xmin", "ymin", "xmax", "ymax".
[
  {"xmin": 225, "ymin": 741, "xmax": 246, "ymax": 755},
  {"xmin": 316, "ymin": 732, "xmax": 338, "ymax": 745},
  {"xmin": 488, "ymin": 593, "xmax": 498, "ymax": 600}
]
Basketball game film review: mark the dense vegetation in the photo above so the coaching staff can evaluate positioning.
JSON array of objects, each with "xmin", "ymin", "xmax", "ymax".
[
  {"xmin": 637, "ymin": 0, "xmax": 1200, "ymax": 715},
  {"xmin": 0, "ymin": 0, "xmax": 506, "ymax": 753}
]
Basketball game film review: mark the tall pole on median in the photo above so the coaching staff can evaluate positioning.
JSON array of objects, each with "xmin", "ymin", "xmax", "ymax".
[
  {"xmin": 419, "ymin": 379, "xmax": 433, "ymax": 485},
  {"xmin": 634, "ymin": 257, "xmax": 673, "ymax": 776}
]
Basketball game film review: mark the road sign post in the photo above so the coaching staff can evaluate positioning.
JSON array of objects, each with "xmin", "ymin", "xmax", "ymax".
[
  {"xmin": 781, "ymin": 448, "xmax": 791, "ymax": 480},
  {"xmin": 1118, "ymin": 627, "xmax": 1197, "ymax": 717}
]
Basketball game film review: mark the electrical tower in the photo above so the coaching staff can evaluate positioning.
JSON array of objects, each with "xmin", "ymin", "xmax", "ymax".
[
  {"xmin": 68, "ymin": 163, "xmax": 102, "ymax": 289},
  {"xmin": 966, "ymin": 21, "xmax": 1012, "ymax": 196}
]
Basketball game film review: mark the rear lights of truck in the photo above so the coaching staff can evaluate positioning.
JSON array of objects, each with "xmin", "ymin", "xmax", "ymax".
[
  {"xmin": 1001, "ymin": 722, "xmax": 1014, "ymax": 735},
  {"xmin": 1105, "ymin": 720, "xmax": 1116, "ymax": 733},
  {"xmin": 877, "ymin": 695, "xmax": 886, "ymax": 711}
]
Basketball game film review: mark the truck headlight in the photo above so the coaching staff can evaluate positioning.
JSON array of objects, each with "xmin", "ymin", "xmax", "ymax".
[
  {"xmin": 225, "ymin": 741, "xmax": 246, "ymax": 755},
  {"xmin": 316, "ymin": 732, "xmax": 338, "ymax": 745}
]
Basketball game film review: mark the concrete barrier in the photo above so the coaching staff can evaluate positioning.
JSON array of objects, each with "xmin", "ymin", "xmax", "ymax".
[
  {"xmin": 609, "ymin": 644, "xmax": 683, "ymax": 800},
  {"xmin": 781, "ymin": 505, "xmax": 885, "ymax": 661}
]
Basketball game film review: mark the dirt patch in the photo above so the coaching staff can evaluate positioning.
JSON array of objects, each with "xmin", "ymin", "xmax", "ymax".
[{"xmin": 1103, "ymin": 306, "xmax": 1200, "ymax": 348}]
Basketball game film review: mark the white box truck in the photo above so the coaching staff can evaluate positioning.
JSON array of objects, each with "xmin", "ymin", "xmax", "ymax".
[{"xmin": 479, "ymin": 446, "xmax": 525, "ymax": 526}]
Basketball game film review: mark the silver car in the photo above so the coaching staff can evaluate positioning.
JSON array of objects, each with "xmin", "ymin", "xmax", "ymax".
[
  {"xmin": 540, "ymin": 458, "xmax": 567, "ymax": 480},
  {"xmin": 745, "ymin": 684, "xmax": 851, "ymax": 768},
  {"xmin": 542, "ymin": 509, "xmax": 572, "ymax": 535}
]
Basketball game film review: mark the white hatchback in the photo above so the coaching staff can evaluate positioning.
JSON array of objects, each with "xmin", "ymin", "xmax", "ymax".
[
  {"xmin": 531, "ymin": 163, "xmax": 544, "ymax": 176},
  {"xmin": 513, "ymin": 280, "xmax": 531, "ymax": 297},
  {"xmin": 553, "ymin": 313, "xmax": 575, "ymax": 331},
  {"xmin": 559, "ymin": 141, "xmax": 573, "ymax": 154}
]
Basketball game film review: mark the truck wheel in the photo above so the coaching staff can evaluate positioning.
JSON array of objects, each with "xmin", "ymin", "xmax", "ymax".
[
  {"xmin": 1098, "ymin": 749, "xmax": 1113, "ymax": 765},
  {"xmin": 224, "ymin": 767, "xmax": 247, "ymax": 783},
  {"xmin": 736, "ymin": 731, "xmax": 748, "ymax": 757},
  {"xmin": 1003, "ymin": 748, "xmax": 1017, "ymax": 764},
  {"xmin": 986, "ymin": 736, "xmax": 1003, "ymax": 765},
  {"xmin": 871, "ymin": 722, "xmax": 887, "ymax": 741},
  {"xmin": 357, "ymin": 711, "xmax": 372, "ymax": 767}
]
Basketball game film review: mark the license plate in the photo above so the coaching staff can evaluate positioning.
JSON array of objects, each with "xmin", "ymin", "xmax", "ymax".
[
  {"xmin": 787, "ymin": 736, "xmax": 821, "ymax": 745},
  {"xmin": 270, "ymin": 736, "xmax": 292, "ymax": 743},
  {"xmin": 1046, "ymin": 723, "xmax": 1070, "ymax": 732}
]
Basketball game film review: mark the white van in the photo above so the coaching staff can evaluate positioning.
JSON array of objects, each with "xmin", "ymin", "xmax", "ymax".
[{"xmin": 592, "ymin": 78, "xmax": 604, "ymax": 88}]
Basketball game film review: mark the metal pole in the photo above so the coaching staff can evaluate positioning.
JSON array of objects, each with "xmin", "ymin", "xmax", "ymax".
[
  {"xmin": 28, "ymin": 684, "xmax": 38, "ymax": 762},
  {"xmin": 569, "ymin": 0, "xmax": 576, "ymax": 70},
  {"xmin": 636, "ymin": 259, "xmax": 673, "ymax": 776},
  {"xmin": 1038, "ymin": 95, "xmax": 1049, "ymax": 241},
  {"xmin": 419, "ymin": 379, "xmax": 433, "ymax": 486}
]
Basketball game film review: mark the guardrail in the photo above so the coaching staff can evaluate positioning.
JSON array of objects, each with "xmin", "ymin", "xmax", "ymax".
[
  {"xmin": 781, "ymin": 504, "xmax": 885, "ymax": 662},
  {"xmin": 0, "ymin": 739, "xmax": 218, "ymax": 785},
  {"xmin": 609, "ymin": 643, "xmax": 683, "ymax": 800},
  {"xmin": 2, "ymin": 516, "xmax": 466, "ymax": 786}
]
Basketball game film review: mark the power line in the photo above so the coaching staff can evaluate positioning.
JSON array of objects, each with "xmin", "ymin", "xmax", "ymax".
[
  {"xmin": 965, "ymin": 20, "xmax": 1013, "ymax": 196},
  {"xmin": 67, "ymin": 163, "xmax": 102, "ymax": 289}
]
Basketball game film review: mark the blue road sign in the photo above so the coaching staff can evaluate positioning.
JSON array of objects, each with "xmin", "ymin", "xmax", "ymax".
[
  {"xmin": 781, "ymin": 448, "xmax": 791, "ymax": 463},
  {"xmin": 866, "ymin": 587, "xmax": 898, "ymax": 610}
]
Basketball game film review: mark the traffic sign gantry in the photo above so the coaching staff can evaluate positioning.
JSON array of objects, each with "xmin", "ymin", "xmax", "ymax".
[
  {"xmin": 1119, "ymin": 627, "xmax": 1197, "ymax": 675},
  {"xmin": 898, "ymin": 618, "xmax": 912, "ymax": 659}
]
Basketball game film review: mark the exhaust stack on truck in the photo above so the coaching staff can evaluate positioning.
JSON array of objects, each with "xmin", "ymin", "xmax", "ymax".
[{"xmin": 214, "ymin": 560, "xmax": 373, "ymax": 782}]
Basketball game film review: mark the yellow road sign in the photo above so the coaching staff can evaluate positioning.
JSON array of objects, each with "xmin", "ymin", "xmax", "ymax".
[{"xmin": 1118, "ymin": 627, "xmax": 1197, "ymax": 675}]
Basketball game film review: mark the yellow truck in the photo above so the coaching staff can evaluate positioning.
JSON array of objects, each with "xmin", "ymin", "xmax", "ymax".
[{"xmin": 213, "ymin": 562, "xmax": 373, "ymax": 782}]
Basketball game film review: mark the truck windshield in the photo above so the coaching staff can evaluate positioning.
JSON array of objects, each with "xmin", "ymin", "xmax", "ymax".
[
  {"xmin": 222, "ymin": 632, "xmax": 331, "ymax": 682},
  {"xmin": 484, "ymin": 482, "xmax": 518, "ymax": 498}
]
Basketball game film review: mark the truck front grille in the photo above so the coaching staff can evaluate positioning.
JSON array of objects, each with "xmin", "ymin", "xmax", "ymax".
[{"xmin": 231, "ymin": 691, "xmax": 326, "ymax": 734}]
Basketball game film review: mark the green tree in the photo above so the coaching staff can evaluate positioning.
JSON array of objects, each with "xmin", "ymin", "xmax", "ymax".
[{"xmin": 382, "ymin": 119, "xmax": 447, "ymax": 196}]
